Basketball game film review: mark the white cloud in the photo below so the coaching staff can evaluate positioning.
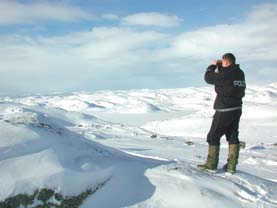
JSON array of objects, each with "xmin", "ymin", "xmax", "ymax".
[
  {"xmin": 0, "ymin": 27, "xmax": 168, "ymax": 94},
  {"xmin": 0, "ymin": 1, "xmax": 93, "ymax": 25},
  {"xmin": 122, "ymin": 12, "xmax": 183, "ymax": 27},
  {"xmin": 102, "ymin": 14, "xmax": 120, "ymax": 20},
  {"xmin": 246, "ymin": 3, "xmax": 277, "ymax": 24},
  {"xmin": 71, "ymin": 27, "xmax": 166, "ymax": 61},
  {"xmin": 0, "ymin": 26, "xmax": 166, "ymax": 64},
  {"xmin": 167, "ymin": 3, "xmax": 277, "ymax": 62}
]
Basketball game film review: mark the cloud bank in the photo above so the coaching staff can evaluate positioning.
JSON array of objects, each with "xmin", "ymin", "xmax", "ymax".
[
  {"xmin": 122, "ymin": 12, "xmax": 183, "ymax": 27},
  {"xmin": 0, "ymin": 2, "xmax": 276, "ymax": 94},
  {"xmin": 0, "ymin": 1, "xmax": 93, "ymax": 25},
  {"xmin": 169, "ymin": 3, "xmax": 277, "ymax": 61}
]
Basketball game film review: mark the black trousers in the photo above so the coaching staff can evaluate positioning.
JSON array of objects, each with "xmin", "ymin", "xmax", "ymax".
[{"xmin": 207, "ymin": 109, "xmax": 242, "ymax": 146}]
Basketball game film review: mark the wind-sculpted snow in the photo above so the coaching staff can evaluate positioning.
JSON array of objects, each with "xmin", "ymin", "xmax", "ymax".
[
  {"xmin": 0, "ymin": 103, "xmax": 169, "ymax": 207},
  {"xmin": 0, "ymin": 83, "xmax": 276, "ymax": 207}
]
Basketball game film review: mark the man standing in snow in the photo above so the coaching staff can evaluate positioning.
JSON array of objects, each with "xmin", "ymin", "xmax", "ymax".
[{"xmin": 197, "ymin": 53, "xmax": 246, "ymax": 174}]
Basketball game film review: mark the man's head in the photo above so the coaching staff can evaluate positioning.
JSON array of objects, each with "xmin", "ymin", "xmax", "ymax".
[{"xmin": 222, "ymin": 53, "xmax": 236, "ymax": 67}]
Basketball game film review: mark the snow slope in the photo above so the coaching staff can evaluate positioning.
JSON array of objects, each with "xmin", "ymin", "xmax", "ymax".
[{"xmin": 0, "ymin": 83, "xmax": 276, "ymax": 208}]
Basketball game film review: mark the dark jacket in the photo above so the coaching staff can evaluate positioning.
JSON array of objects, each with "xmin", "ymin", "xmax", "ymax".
[{"xmin": 205, "ymin": 64, "xmax": 246, "ymax": 110}]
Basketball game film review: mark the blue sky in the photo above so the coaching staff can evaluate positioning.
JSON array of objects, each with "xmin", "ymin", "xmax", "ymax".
[{"xmin": 0, "ymin": 0, "xmax": 277, "ymax": 95}]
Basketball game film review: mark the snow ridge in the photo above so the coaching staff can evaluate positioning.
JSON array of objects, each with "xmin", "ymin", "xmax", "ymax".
[{"xmin": 0, "ymin": 83, "xmax": 276, "ymax": 208}]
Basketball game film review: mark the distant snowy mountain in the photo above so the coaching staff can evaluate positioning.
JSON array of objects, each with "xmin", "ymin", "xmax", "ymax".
[{"xmin": 0, "ymin": 84, "xmax": 276, "ymax": 208}]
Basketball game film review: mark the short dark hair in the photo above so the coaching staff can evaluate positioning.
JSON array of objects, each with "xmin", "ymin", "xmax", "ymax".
[{"xmin": 222, "ymin": 53, "xmax": 236, "ymax": 64}]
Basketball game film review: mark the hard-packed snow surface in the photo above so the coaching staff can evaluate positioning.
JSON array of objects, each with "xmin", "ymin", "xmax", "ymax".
[{"xmin": 0, "ymin": 84, "xmax": 276, "ymax": 208}]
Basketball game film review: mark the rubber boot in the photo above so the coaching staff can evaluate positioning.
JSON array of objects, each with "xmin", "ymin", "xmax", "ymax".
[
  {"xmin": 223, "ymin": 144, "xmax": 240, "ymax": 174},
  {"xmin": 197, "ymin": 145, "xmax": 219, "ymax": 172}
]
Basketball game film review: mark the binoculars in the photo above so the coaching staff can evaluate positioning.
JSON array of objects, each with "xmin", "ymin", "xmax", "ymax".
[{"xmin": 217, "ymin": 60, "xmax": 222, "ymax": 66}]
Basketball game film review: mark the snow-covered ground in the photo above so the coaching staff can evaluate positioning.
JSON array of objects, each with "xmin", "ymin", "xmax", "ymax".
[{"xmin": 0, "ymin": 83, "xmax": 276, "ymax": 208}]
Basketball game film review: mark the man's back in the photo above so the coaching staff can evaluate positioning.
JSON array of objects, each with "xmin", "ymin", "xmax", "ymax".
[{"xmin": 205, "ymin": 64, "xmax": 246, "ymax": 110}]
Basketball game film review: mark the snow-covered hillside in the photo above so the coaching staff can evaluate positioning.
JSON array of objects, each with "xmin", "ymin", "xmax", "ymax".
[{"xmin": 0, "ymin": 84, "xmax": 276, "ymax": 208}]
